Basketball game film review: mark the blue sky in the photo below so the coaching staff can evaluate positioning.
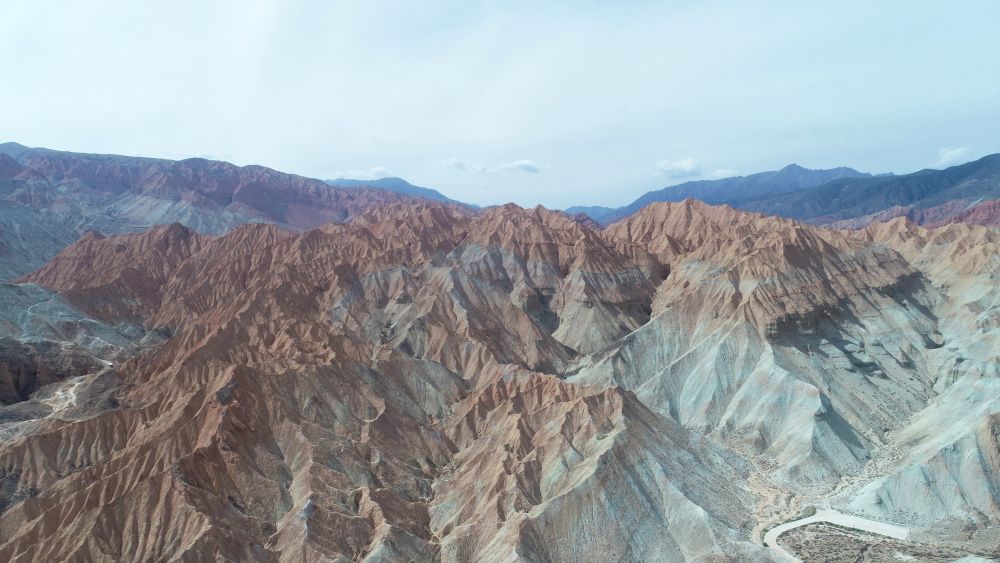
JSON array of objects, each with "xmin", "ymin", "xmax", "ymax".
[{"xmin": 2, "ymin": 0, "xmax": 998, "ymax": 208}]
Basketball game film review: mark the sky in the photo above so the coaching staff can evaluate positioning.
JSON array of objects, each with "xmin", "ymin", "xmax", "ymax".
[{"xmin": 2, "ymin": 1, "xmax": 998, "ymax": 208}]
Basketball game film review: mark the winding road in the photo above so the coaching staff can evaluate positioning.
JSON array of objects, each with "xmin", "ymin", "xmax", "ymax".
[{"xmin": 763, "ymin": 508, "xmax": 909, "ymax": 562}]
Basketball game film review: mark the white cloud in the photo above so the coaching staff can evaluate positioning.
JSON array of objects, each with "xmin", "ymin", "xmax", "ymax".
[
  {"xmin": 930, "ymin": 147, "xmax": 970, "ymax": 168},
  {"xmin": 332, "ymin": 166, "xmax": 391, "ymax": 180},
  {"xmin": 654, "ymin": 157, "xmax": 701, "ymax": 179},
  {"xmin": 445, "ymin": 158, "xmax": 545, "ymax": 174},
  {"xmin": 444, "ymin": 158, "xmax": 468, "ymax": 171},
  {"xmin": 497, "ymin": 159, "xmax": 542, "ymax": 173},
  {"xmin": 705, "ymin": 168, "xmax": 738, "ymax": 179}
]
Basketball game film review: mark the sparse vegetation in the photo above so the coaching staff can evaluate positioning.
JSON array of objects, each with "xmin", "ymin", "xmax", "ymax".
[{"xmin": 780, "ymin": 522, "xmax": 996, "ymax": 562}]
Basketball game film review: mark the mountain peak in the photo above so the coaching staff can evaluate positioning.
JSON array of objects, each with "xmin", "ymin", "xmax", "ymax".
[
  {"xmin": 780, "ymin": 163, "xmax": 808, "ymax": 172},
  {"xmin": 0, "ymin": 142, "xmax": 31, "ymax": 158}
]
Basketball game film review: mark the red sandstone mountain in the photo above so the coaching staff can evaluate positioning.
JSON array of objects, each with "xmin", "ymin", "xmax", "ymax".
[
  {"xmin": 0, "ymin": 200, "xmax": 997, "ymax": 561},
  {"xmin": 0, "ymin": 144, "xmax": 470, "ymax": 281},
  {"xmin": 5, "ymin": 145, "xmax": 443, "ymax": 228}
]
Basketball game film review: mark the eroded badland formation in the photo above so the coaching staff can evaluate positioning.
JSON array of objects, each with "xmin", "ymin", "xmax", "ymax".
[{"xmin": 1, "ymin": 193, "xmax": 998, "ymax": 561}]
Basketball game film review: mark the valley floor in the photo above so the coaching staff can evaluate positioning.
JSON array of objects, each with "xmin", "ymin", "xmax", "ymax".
[{"xmin": 777, "ymin": 522, "xmax": 996, "ymax": 562}]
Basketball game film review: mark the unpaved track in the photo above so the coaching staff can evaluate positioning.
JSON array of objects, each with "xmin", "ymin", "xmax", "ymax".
[
  {"xmin": 763, "ymin": 508, "xmax": 909, "ymax": 562},
  {"xmin": 42, "ymin": 376, "xmax": 86, "ymax": 412}
]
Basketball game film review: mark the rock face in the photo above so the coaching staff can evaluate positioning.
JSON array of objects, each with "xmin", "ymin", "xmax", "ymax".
[
  {"xmin": 0, "ymin": 200, "xmax": 997, "ymax": 561},
  {"xmin": 835, "ymin": 219, "xmax": 1000, "ymax": 541},
  {"xmin": 0, "ymin": 143, "xmax": 466, "ymax": 281}
]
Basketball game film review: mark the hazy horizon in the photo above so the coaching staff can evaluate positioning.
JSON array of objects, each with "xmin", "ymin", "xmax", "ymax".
[
  {"xmin": 2, "ymin": 0, "xmax": 998, "ymax": 208},
  {"xmin": 3, "ymin": 138, "xmax": 996, "ymax": 211}
]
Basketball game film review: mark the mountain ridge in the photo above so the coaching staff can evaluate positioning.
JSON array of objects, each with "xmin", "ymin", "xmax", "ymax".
[
  {"xmin": 577, "ymin": 164, "xmax": 872, "ymax": 224},
  {"xmin": 324, "ymin": 176, "xmax": 467, "ymax": 206},
  {"xmin": 0, "ymin": 143, "xmax": 465, "ymax": 281},
  {"xmin": 744, "ymin": 153, "xmax": 1000, "ymax": 224}
]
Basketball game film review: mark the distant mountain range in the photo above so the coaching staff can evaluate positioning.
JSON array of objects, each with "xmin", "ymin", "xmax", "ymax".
[
  {"xmin": 0, "ymin": 143, "xmax": 450, "ymax": 280},
  {"xmin": 2, "ymin": 141, "xmax": 997, "ymax": 281},
  {"xmin": 569, "ymin": 155, "xmax": 1000, "ymax": 229},
  {"xmin": 743, "ymin": 154, "xmax": 1000, "ymax": 226},
  {"xmin": 324, "ymin": 176, "xmax": 467, "ymax": 206},
  {"xmin": 569, "ymin": 164, "xmax": 872, "ymax": 224}
]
